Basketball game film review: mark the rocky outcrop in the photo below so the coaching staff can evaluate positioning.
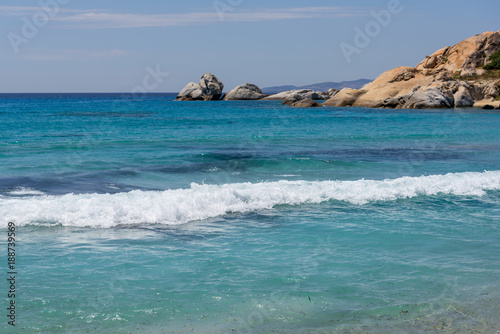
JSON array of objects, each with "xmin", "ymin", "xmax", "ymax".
[
  {"xmin": 379, "ymin": 82, "xmax": 477, "ymax": 109},
  {"xmin": 290, "ymin": 98, "xmax": 322, "ymax": 108},
  {"xmin": 282, "ymin": 94, "xmax": 303, "ymax": 105},
  {"xmin": 454, "ymin": 86, "xmax": 474, "ymax": 107},
  {"xmin": 473, "ymin": 99, "xmax": 500, "ymax": 109},
  {"xmin": 223, "ymin": 83, "xmax": 264, "ymax": 100},
  {"xmin": 263, "ymin": 89, "xmax": 328, "ymax": 101},
  {"xmin": 415, "ymin": 32, "xmax": 500, "ymax": 77},
  {"xmin": 323, "ymin": 88, "xmax": 367, "ymax": 107},
  {"xmin": 325, "ymin": 88, "xmax": 340, "ymax": 99},
  {"xmin": 199, "ymin": 73, "xmax": 224, "ymax": 100},
  {"xmin": 176, "ymin": 73, "xmax": 224, "ymax": 101},
  {"xmin": 480, "ymin": 80, "xmax": 500, "ymax": 98},
  {"xmin": 400, "ymin": 87, "xmax": 454, "ymax": 109},
  {"xmin": 323, "ymin": 31, "xmax": 500, "ymax": 109},
  {"xmin": 281, "ymin": 89, "xmax": 338, "ymax": 106},
  {"xmin": 177, "ymin": 82, "xmax": 202, "ymax": 101}
]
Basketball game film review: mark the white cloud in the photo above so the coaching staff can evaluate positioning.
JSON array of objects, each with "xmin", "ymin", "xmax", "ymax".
[
  {"xmin": 3, "ymin": 6, "xmax": 368, "ymax": 29},
  {"xmin": 20, "ymin": 49, "xmax": 130, "ymax": 61}
]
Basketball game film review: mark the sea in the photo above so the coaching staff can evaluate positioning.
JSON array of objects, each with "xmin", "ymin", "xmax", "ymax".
[{"xmin": 1, "ymin": 93, "xmax": 500, "ymax": 333}]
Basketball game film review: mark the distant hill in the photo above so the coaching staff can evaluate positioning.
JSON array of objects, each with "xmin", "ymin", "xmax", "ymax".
[{"xmin": 261, "ymin": 79, "xmax": 372, "ymax": 94}]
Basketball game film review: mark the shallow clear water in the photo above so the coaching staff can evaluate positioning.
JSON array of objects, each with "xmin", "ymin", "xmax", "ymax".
[{"xmin": 1, "ymin": 94, "xmax": 500, "ymax": 333}]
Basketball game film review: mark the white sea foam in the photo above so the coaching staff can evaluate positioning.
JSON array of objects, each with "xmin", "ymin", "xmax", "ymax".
[
  {"xmin": 7, "ymin": 187, "xmax": 46, "ymax": 196},
  {"xmin": 1, "ymin": 171, "xmax": 500, "ymax": 228}
]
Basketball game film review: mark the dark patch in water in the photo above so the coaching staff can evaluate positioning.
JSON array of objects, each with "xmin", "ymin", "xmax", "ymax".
[
  {"xmin": 296, "ymin": 147, "xmax": 464, "ymax": 162},
  {"xmin": 41, "ymin": 133, "xmax": 87, "ymax": 138},
  {"xmin": 0, "ymin": 173, "xmax": 145, "ymax": 196},
  {"xmin": 199, "ymin": 152, "xmax": 261, "ymax": 161},
  {"xmin": 59, "ymin": 111, "xmax": 155, "ymax": 118},
  {"xmin": 152, "ymin": 158, "xmax": 281, "ymax": 175},
  {"xmin": 117, "ymin": 225, "xmax": 215, "ymax": 242}
]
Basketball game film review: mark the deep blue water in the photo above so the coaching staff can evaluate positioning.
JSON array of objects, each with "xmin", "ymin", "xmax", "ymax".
[{"xmin": 1, "ymin": 94, "xmax": 500, "ymax": 333}]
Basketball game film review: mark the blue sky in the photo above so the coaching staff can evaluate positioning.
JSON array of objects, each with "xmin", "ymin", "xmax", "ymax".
[{"xmin": 1, "ymin": 0, "xmax": 499, "ymax": 93}]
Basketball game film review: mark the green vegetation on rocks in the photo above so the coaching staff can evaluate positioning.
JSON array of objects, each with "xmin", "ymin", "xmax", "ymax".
[{"xmin": 484, "ymin": 51, "xmax": 500, "ymax": 70}]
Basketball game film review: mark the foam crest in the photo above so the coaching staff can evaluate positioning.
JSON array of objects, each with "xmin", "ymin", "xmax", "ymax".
[
  {"xmin": 7, "ymin": 187, "xmax": 46, "ymax": 196},
  {"xmin": 1, "ymin": 171, "xmax": 500, "ymax": 228}
]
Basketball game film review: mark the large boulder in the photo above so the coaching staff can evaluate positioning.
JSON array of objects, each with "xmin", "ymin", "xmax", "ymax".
[
  {"xmin": 176, "ymin": 73, "xmax": 224, "ymax": 101},
  {"xmin": 380, "ymin": 86, "xmax": 455, "ymax": 109},
  {"xmin": 176, "ymin": 82, "xmax": 202, "ymax": 101},
  {"xmin": 223, "ymin": 83, "xmax": 264, "ymax": 100},
  {"xmin": 190, "ymin": 88, "xmax": 204, "ymax": 100},
  {"xmin": 481, "ymin": 80, "xmax": 500, "ymax": 98},
  {"xmin": 322, "ymin": 89, "xmax": 367, "ymax": 107},
  {"xmin": 454, "ymin": 86, "xmax": 474, "ymax": 107},
  {"xmin": 401, "ymin": 87, "xmax": 454, "ymax": 109},
  {"xmin": 177, "ymin": 82, "xmax": 198, "ymax": 97},
  {"xmin": 199, "ymin": 73, "xmax": 224, "ymax": 100}
]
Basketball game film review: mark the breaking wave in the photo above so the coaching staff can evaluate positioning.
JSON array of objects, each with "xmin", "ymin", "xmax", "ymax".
[{"xmin": 1, "ymin": 171, "xmax": 500, "ymax": 228}]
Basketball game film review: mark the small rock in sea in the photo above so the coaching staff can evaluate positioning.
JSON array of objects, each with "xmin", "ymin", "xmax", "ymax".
[
  {"xmin": 282, "ymin": 94, "xmax": 303, "ymax": 105},
  {"xmin": 290, "ymin": 98, "xmax": 322, "ymax": 108}
]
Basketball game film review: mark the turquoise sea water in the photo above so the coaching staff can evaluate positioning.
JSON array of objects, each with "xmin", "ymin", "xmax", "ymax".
[{"xmin": 1, "ymin": 93, "xmax": 500, "ymax": 333}]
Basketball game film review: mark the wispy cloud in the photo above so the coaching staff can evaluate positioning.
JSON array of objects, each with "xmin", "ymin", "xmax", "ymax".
[
  {"xmin": 0, "ymin": 6, "xmax": 45, "ymax": 16},
  {"xmin": 0, "ymin": 6, "xmax": 100, "ymax": 16},
  {"xmin": 20, "ymin": 49, "xmax": 130, "ymax": 61},
  {"xmin": 3, "ymin": 6, "xmax": 368, "ymax": 29}
]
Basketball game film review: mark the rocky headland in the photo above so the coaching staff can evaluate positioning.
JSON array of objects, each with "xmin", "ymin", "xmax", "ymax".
[
  {"xmin": 176, "ymin": 31, "xmax": 500, "ymax": 109},
  {"xmin": 324, "ymin": 31, "xmax": 500, "ymax": 109}
]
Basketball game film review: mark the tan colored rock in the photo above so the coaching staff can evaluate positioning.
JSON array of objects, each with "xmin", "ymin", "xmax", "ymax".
[
  {"xmin": 322, "ymin": 89, "xmax": 366, "ymax": 107},
  {"xmin": 473, "ymin": 99, "xmax": 500, "ymax": 109},
  {"xmin": 415, "ymin": 31, "xmax": 500, "ymax": 77},
  {"xmin": 353, "ymin": 67, "xmax": 434, "ymax": 108}
]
